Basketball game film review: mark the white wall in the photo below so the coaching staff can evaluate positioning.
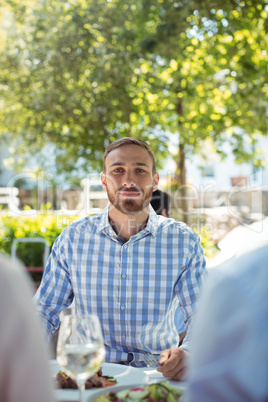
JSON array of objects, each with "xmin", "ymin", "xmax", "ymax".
[{"xmin": 186, "ymin": 136, "xmax": 268, "ymax": 189}]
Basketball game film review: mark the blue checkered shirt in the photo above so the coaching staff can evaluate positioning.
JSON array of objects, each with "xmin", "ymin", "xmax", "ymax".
[{"xmin": 34, "ymin": 204, "xmax": 206, "ymax": 366}]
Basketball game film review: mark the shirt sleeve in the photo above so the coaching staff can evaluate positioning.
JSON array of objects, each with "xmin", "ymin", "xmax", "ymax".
[
  {"xmin": 175, "ymin": 229, "xmax": 207, "ymax": 351},
  {"xmin": 33, "ymin": 231, "xmax": 74, "ymax": 341}
]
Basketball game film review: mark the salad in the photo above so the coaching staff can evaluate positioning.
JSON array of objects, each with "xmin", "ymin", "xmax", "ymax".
[{"xmin": 96, "ymin": 381, "xmax": 183, "ymax": 401}]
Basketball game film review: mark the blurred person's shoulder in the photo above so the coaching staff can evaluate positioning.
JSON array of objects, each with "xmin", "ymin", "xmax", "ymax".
[
  {"xmin": 0, "ymin": 253, "xmax": 28, "ymax": 282},
  {"xmin": 0, "ymin": 254, "xmax": 36, "ymax": 310},
  {"xmin": 207, "ymin": 243, "xmax": 268, "ymax": 298},
  {"xmin": 214, "ymin": 243, "xmax": 268, "ymax": 277}
]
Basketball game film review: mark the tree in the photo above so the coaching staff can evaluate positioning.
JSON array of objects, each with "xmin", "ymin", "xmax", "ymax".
[
  {"xmin": 132, "ymin": 0, "xmax": 268, "ymax": 222},
  {"xmin": 0, "ymin": 0, "xmax": 170, "ymax": 179},
  {"xmin": 1, "ymin": 0, "xmax": 267, "ymax": 222}
]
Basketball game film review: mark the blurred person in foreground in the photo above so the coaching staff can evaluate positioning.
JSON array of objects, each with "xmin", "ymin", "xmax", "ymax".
[
  {"xmin": 0, "ymin": 254, "xmax": 54, "ymax": 402},
  {"xmin": 150, "ymin": 188, "xmax": 171, "ymax": 217},
  {"xmin": 34, "ymin": 137, "xmax": 207, "ymax": 380},
  {"xmin": 183, "ymin": 243, "xmax": 268, "ymax": 402}
]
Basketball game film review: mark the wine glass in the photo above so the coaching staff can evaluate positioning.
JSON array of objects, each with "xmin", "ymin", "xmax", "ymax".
[{"xmin": 57, "ymin": 314, "xmax": 105, "ymax": 402}]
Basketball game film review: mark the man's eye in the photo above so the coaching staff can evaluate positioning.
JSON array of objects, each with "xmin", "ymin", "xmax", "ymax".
[
  {"xmin": 136, "ymin": 169, "xmax": 145, "ymax": 173},
  {"xmin": 114, "ymin": 168, "xmax": 124, "ymax": 173}
]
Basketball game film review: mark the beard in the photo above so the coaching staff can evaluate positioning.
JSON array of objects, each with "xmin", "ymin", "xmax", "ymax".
[{"xmin": 106, "ymin": 184, "xmax": 154, "ymax": 215}]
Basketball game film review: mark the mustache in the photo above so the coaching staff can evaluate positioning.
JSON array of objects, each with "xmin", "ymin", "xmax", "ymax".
[{"xmin": 117, "ymin": 186, "xmax": 140, "ymax": 193}]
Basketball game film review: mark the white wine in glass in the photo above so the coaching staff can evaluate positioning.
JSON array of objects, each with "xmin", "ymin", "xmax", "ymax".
[{"xmin": 57, "ymin": 314, "xmax": 105, "ymax": 402}]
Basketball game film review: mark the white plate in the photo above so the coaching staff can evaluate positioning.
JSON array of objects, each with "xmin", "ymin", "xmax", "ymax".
[
  {"xmin": 50, "ymin": 361, "xmax": 150, "ymax": 402},
  {"xmin": 89, "ymin": 379, "xmax": 186, "ymax": 402},
  {"xmin": 89, "ymin": 383, "xmax": 153, "ymax": 402}
]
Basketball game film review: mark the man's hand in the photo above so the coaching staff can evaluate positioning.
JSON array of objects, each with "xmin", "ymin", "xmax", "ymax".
[{"xmin": 156, "ymin": 347, "xmax": 189, "ymax": 381}]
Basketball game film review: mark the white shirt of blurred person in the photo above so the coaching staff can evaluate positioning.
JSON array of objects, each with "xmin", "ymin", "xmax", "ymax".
[
  {"xmin": 184, "ymin": 244, "xmax": 268, "ymax": 402},
  {"xmin": 0, "ymin": 255, "xmax": 54, "ymax": 402}
]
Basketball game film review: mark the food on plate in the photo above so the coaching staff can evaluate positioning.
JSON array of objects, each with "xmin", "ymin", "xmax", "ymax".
[
  {"xmin": 96, "ymin": 381, "xmax": 183, "ymax": 401},
  {"xmin": 55, "ymin": 369, "xmax": 117, "ymax": 389}
]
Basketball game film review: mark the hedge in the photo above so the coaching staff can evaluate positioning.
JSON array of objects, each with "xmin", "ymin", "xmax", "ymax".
[{"xmin": 0, "ymin": 207, "xmax": 218, "ymax": 267}]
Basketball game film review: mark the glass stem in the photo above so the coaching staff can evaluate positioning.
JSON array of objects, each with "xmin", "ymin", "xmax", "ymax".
[{"xmin": 77, "ymin": 381, "xmax": 85, "ymax": 402}]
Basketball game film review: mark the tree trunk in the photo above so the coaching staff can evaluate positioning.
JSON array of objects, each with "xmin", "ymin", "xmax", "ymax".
[
  {"xmin": 176, "ymin": 98, "xmax": 189, "ymax": 225},
  {"xmin": 178, "ymin": 143, "xmax": 189, "ymax": 225}
]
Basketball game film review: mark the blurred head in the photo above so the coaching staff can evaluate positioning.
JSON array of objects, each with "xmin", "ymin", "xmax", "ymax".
[{"xmin": 151, "ymin": 189, "xmax": 171, "ymax": 217}]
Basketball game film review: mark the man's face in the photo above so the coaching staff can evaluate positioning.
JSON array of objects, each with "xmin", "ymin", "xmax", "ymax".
[{"xmin": 101, "ymin": 144, "xmax": 159, "ymax": 215}]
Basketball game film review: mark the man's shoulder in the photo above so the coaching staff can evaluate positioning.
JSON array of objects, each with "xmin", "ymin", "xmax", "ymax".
[
  {"xmin": 157, "ymin": 217, "xmax": 200, "ymax": 240},
  {"xmin": 60, "ymin": 213, "xmax": 102, "ymax": 237}
]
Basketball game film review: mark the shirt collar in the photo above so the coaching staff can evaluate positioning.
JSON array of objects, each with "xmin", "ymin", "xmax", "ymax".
[
  {"xmin": 145, "ymin": 204, "xmax": 159, "ymax": 237},
  {"xmin": 97, "ymin": 203, "xmax": 159, "ymax": 238},
  {"xmin": 97, "ymin": 203, "xmax": 111, "ymax": 233}
]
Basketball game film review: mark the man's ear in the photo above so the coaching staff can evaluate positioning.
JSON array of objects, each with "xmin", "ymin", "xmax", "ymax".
[
  {"xmin": 153, "ymin": 173, "xmax": 159, "ymax": 191},
  {"xmin": 100, "ymin": 172, "xmax": 107, "ymax": 190}
]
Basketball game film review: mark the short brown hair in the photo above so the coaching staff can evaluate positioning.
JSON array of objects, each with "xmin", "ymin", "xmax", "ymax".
[{"xmin": 103, "ymin": 137, "xmax": 156, "ymax": 174}]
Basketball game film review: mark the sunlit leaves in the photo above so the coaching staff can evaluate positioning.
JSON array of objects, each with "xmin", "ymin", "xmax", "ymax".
[{"xmin": 0, "ymin": 0, "xmax": 267, "ymax": 178}]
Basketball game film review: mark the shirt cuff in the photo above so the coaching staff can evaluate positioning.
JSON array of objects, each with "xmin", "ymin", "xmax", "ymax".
[{"xmin": 179, "ymin": 318, "xmax": 192, "ymax": 352}]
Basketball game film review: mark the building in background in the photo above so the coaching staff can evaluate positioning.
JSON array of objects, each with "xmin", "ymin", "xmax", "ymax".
[{"xmin": 186, "ymin": 136, "xmax": 268, "ymax": 189}]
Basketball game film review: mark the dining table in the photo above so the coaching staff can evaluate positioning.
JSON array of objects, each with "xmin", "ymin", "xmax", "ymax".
[{"xmin": 50, "ymin": 360, "xmax": 186, "ymax": 401}]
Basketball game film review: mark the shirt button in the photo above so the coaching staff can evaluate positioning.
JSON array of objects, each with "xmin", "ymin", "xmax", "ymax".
[
  {"xmin": 121, "ymin": 305, "xmax": 125, "ymax": 310},
  {"xmin": 124, "ymin": 244, "xmax": 127, "ymax": 249},
  {"xmin": 122, "ymin": 335, "xmax": 126, "ymax": 340},
  {"xmin": 122, "ymin": 274, "xmax": 126, "ymax": 279}
]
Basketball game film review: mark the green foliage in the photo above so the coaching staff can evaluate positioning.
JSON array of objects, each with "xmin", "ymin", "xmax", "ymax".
[
  {"xmin": 197, "ymin": 226, "xmax": 220, "ymax": 260},
  {"xmin": 0, "ymin": 209, "xmax": 78, "ymax": 266},
  {"xmin": 0, "ymin": 206, "xmax": 218, "ymax": 268},
  {"xmin": 0, "ymin": 0, "xmax": 267, "ymax": 178},
  {"xmin": 0, "ymin": 0, "xmax": 171, "ymax": 175},
  {"xmin": 135, "ymin": 0, "xmax": 268, "ymax": 162},
  {"xmin": 171, "ymin": 210, "xmax": 219, "ymax": 259}
]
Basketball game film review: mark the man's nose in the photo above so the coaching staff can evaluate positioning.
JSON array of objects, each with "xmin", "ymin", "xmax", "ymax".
[{"xmin": 122, "ymin": 171, "xmax": 135, "ymax": 187}]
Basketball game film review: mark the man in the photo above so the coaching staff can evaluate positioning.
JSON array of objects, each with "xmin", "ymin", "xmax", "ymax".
[
  {"xmin": 184, "ymin": 244, "xmax": 268, "ymax": 401},
  {"xmin": 34, "ymin": 137, "xmax": 206, "ymax": 380},
  {"xmin": 150, "ymin": 188, "xmax": 171, "ymax": 217},
  {"xmin": 0, "ymin": 255, "xmax": 54, "ymax": 402}
]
